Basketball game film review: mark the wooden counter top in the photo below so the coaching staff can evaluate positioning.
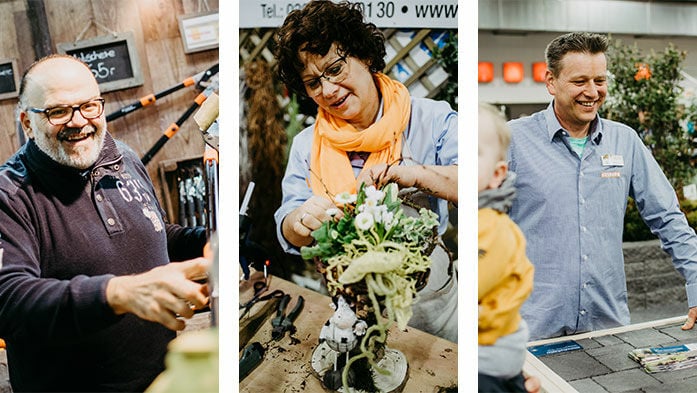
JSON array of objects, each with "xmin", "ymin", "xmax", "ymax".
[{"xmin": 239, "ymin": 275, "xmax": 458, "ymax": 392}]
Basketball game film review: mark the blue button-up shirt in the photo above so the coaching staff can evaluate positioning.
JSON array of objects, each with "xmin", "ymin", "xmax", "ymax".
[{"xmin": 508, "ymin": 102, "xmax": 697, "ymax": 340}]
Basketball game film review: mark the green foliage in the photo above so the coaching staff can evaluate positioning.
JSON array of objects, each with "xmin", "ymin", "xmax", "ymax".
[
  {"xmin": 432, "ymin": 31, "xmax": 458, "ymax": 111},
  {"xmin": 284, "ymin": 93, "xmax": 304, "ymax": 165},
  {"xmin": 623, "ymin": 199, "xmax": 655, "ymax": 241},
  {"xmin": 603, "ymin": 38, "xmax": 697, "ymax": 241},
  {"xmin": 624, "ymin": 198, "xmax": 697, "ymax": 241},
  {"xmin": 603, "ymin": 38, "xmax": 697, "ymax": 190},
  {"xmin": 684, "ymin": 200, "xmax": 697, "ymax": 230}
]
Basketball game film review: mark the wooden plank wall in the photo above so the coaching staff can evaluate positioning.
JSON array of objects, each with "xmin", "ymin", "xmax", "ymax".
[{"xmin": 0, "ymin": 0, "xmax": 219, "ymax": 208}]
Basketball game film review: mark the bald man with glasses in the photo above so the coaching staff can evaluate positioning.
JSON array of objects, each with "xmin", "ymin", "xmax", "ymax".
[{"xmin": 0, "ymin": 54, "xmax": 211, "ymax": 392}]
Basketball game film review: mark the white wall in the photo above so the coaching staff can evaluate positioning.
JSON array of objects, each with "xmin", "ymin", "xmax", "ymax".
[{"xmin": 478, "ymin": 30, "xmax": 697, "ymax": 105}]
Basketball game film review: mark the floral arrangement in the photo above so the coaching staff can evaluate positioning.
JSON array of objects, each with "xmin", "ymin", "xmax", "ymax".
[{"xmin": 301, "ymin": 182, "xmax": 439, "ymax": 390}]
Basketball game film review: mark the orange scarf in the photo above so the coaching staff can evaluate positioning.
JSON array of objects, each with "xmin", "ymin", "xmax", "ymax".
[{"xmin": 310, "ymin": 73, "xmax": 411, "ymax": 201}]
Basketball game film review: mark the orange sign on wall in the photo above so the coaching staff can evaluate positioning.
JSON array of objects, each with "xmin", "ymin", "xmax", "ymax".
[
  {"xmin": 503, "ymin": 62, "xmax": 524, "ymax": 83},
  {"xmin": 478, "ymin": 61, "xmax": 494, "ymax": 83},
  {"xmin": 532, "ymin": 62, "xmax": 547, "ymax": 82}
]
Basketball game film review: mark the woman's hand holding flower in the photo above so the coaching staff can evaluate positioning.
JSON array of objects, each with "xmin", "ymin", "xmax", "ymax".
[
  {"xmin": 357, "ymin": 164, "xmax": 416, "ymax": 191},
  {"xmin": 283, "ymin": 195, "xmax": 342, "ymax": 247}
]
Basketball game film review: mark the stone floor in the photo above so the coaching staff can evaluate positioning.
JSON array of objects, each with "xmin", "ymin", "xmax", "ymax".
[{"xmin": 535, "ymin": 317, "xmax": 697, "ymax": 393}]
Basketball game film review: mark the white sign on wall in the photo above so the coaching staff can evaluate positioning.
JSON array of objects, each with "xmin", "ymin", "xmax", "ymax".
[{"xmin": 239, "ymin": 0, "xmax": 458, "ymax": 28}]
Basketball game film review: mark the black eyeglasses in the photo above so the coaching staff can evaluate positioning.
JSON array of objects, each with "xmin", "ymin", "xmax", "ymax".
[
  {"xmin": 302, "ymin": 56, "xmax": 349, "ymax": 97},
  {"xmin": 29, "ymin": 98, "xmax": 105, "ymax": 126}
]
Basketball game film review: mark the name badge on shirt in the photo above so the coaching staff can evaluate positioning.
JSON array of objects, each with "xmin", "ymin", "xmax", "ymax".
[
  {"xmin": 601, "ymin": 154, "xmax": 624, "ymax": 166},
  {"xmin": 601, "ymin": 171, "xmax": 621, "ymax": 178}
]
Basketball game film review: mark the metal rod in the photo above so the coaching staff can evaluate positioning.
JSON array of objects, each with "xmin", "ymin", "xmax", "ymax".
[{"xmin": 240, "ymin": 182, "xmax": 255, "ymax": 217}]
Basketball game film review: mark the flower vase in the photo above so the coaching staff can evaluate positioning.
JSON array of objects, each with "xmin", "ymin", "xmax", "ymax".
[{"xmin": 301, "ymin": 183, "xmax": 442, "ymax": 392}]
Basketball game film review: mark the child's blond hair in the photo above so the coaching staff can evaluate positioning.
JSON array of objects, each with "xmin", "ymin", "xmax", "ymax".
[{"xmin": 479, "ymin": 103, "xmax": 511, "ymax": 160}]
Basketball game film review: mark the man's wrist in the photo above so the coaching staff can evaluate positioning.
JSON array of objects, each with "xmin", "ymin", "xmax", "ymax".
[{"xmin": 106, "ymin": 276, "xmax": 128, "ymax": 315}]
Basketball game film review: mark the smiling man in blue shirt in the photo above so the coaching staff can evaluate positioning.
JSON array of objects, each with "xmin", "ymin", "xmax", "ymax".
[{"xmin": 507, "ymin": 32, "xmax": 697, "ymax": 340}]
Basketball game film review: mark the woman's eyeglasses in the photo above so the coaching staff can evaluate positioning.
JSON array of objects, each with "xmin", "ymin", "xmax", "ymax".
[
  {"xmin": 28, "ymin": 98, "xmax": 105, "ymax": 126},
  {"xmin": 302, "ymin": 56, "xmax": 350, "ymax": 97}
]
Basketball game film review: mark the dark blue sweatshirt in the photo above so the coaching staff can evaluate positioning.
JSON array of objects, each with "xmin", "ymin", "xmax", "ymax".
[{"xmin": 0, "ymin": 132, "xmax": 206, "ymax": 392}]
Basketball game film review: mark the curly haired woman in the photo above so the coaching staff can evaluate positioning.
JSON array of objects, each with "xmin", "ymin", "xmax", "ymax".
[{"xmin": 273, "ymin": 0, "xmax": 458, "ymax": 342}]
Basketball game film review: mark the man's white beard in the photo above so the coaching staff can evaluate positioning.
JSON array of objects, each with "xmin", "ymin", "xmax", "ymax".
[{"xmin": 32, "ymin": 126, "xmax": 105, "ymax": 170}]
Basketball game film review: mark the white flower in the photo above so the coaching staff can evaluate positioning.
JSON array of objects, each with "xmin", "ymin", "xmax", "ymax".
[
  {"xmin": 364, "ymin": 186, "xmax": 385, "ymax": 203},
  {"xmin": 335, "ymin": 192, "xmax": 357, "ymax": 204},
  {"xmin": 363, "ymin": 197, "xmax": 379, "ymax": 209},
  {"xmin": 354, "ymin": 212, "xmax": 374, "ymax": 231},
  {"xmin": 366, "ymin": 204, "xmax": 388, "ymax": 223},
  {"xmin": 382, "ymin": 211, "xmax": 395, "ymax": 228},
  {"xmin": 326, "ymin": 207, "xmax": 340, "ymax": 217}
]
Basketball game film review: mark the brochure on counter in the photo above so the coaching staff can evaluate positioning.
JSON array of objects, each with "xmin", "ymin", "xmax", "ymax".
[{"xmin": 629, "ymin": 343, "xmax": 697, "ymax": 373}]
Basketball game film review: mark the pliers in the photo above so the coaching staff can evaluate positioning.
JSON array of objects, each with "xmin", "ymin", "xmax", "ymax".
[
  {"xmin": 271, "ymin": 294, "xmax": 304, "ymax": 340},
  {"xmin": 239, "ymin": 281, "xmax": 284, "ymax": 320}
]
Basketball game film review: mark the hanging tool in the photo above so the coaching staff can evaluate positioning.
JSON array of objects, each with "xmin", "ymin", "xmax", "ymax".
[
  {"xmin": 177, "ymin": 169, "xmax": 187, "ymax": 226},
  {"xmin": 184, "ymin": 171, "xmax": 197, "ymax": 227},
  {"xmin": 192, "ymin": 92, "xmax": 219, "ymax": 236},
  {"xmin": 202, "ymin": 146, "xmax": 218, "ymax": 236},
  {"xmin": 141, "ymin": 79, "xmax": 218, "ymax": 165},
  {"xmin": 106, "ymin": 63, "xmax": 218, "ymax": 122},
  {"xmin": 192, "ymin": 166, "xmax": 206, "ymax": 228}
]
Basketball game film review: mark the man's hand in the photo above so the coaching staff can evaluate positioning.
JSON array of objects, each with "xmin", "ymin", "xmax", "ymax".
[
  {"xmin": 106, "ymin": 257, "xmax": 211, "ymax": 331},
  {"xmin": 681, "ymin": 306, "xmax": 697, "ymax": 330}
]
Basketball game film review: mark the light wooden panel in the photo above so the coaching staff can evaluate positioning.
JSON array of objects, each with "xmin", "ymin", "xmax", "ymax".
[
  {"xmin": 139, "ymin": 0, "xmax": 183, "ymax": 41},
  {"xmin": 0, "ymin": 1, "xmax": 25, "ymax": 161},
  {"xmin": 0, "ymin": 1, "xmax": 20, "ymax": 162},
  {"xmin": 43, "ymin": 0, "xmax": 93, "ymax": 42}
]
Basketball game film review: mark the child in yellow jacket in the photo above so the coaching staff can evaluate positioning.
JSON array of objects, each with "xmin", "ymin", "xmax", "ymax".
[{"xmin": 478, "ymin": 103, "xmax": 535, "ymax": 393}]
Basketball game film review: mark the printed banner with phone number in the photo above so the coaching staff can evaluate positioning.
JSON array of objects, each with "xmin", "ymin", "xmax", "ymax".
[{"xmin": 239, "ymin": 0, "xmax": 458, "ymax": 28}]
